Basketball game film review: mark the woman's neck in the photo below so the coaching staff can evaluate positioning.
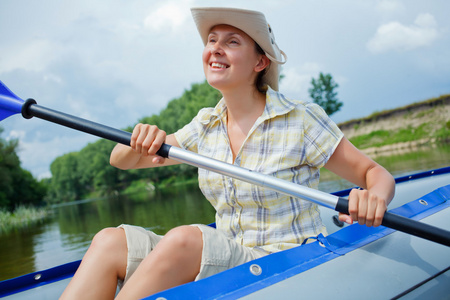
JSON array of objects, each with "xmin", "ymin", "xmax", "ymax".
[
  {"xmin": 222, "ymin": 86, "xmax": 266, "ymax": 123},
  {"xmin": 221, "ymin": 86, "xmax": 266, "ymax": 162}
]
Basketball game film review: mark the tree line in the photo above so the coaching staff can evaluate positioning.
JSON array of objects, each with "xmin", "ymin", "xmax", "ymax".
[{"xmin": 2, "ymin": 73, "xmax": 341, "ymax": 206}]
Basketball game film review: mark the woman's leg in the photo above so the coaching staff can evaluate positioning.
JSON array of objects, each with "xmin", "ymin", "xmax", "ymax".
[
  {"xmin": 116, "ymin": 225, "xmax": 203, "ymax": 299},
  {"xmin": 60, "ymin": 227, "xmax": 127, "ymax": 300}
]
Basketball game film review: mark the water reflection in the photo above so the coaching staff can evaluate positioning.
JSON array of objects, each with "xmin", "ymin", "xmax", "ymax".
[
  {"xmin": 0, "ymin": 144, "xmax": 449, "ymax": 280},
  {"xmin": 374, "ymin": 144, "xmax": 450, "ymax": 176},
  {"xmin": 0, "ymin": 227, "xmax": 37, "ymax": 280}
]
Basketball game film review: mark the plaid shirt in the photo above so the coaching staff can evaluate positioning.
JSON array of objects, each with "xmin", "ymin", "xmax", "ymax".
[{"xmin": 174, "ymin": 88, "xmax": 343, "ymax": 253}]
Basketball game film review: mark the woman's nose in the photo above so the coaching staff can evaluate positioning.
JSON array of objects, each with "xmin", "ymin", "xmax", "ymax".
[{"xmin": 210, "ymin": 43, "xmax": 224, "ymax": 55}]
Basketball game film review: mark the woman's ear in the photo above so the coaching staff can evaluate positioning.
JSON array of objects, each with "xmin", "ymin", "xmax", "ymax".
[{"xmin": 255, "ymin": 55, "xmax": 270, "ymax": 72}]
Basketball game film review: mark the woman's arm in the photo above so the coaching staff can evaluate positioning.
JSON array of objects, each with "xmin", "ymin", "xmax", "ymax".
[
  {"xmin": 324, "ymin": 137, "xmax": 395, "ymax": 227},
  {"xmin": 110, "ymin": 123, "xmax": 182, "ymax": 170}
]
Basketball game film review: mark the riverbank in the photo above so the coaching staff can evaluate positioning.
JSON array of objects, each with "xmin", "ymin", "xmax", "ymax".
[
  {"xmin": 338, "ymin": 94, "xmax": 450, "ymax": 157},
  {"xmin": 0, "ymin": 206, "xmax": 50, "ymax": 234}
]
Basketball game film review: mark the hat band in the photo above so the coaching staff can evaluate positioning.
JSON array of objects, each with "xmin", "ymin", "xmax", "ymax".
[{"xmin": 265, "ymin": 50, "xmax": 287, "ymax": 65}]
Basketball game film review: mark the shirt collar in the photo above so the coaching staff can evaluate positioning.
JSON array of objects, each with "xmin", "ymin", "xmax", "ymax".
[
  {"xmin": 261, "ymin": 87, "xmax": 297, "ymax": 121},
  {"xmin": 198, "ymin": 98, "xmax": 227, "ymax": 125},
  {"xmin": 198, "ymin": 87, "xmax": 297, "ymax": 125}
]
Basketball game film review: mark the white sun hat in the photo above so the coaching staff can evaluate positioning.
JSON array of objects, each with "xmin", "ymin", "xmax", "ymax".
[{"xmin": 191, "ymin": 7, "xmax": 287, "ymax": 91}]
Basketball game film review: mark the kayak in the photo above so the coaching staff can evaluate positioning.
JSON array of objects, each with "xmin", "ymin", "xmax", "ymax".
[{"xmin": 1, "ymin": 166, "xmax": 449, "ymax": 299}]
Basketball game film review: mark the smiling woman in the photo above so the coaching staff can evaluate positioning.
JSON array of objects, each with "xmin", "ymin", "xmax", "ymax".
[{"xmin": 56, "ymin": 6, "xmax": 398, "ymax": 300}]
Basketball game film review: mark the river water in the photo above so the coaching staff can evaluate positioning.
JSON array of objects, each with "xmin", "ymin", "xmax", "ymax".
[{"xmin": 1, "ymin": 144, "xmax": 449, "ymax": 281}]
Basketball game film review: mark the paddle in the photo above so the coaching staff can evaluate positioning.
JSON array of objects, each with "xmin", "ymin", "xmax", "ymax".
[{"xmin": 1, "ymin": 80, "xmax": 449, "ymax": 247}]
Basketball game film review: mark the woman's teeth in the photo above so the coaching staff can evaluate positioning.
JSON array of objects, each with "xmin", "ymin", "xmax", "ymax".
[{"xmin": 211, "ymin": 62, "xmax": 228, "ymax": 69}]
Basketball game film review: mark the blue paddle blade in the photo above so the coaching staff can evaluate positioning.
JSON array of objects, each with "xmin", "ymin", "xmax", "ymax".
[{"xmin": 0, "ymin": 80, "xmax": 25, "ymax": 121}]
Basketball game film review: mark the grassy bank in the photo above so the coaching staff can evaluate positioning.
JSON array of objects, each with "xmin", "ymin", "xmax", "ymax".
[
  {"xmin": 349, "ymin": 121, "xmax": 450, "ymax": 149},
  {"xmin": 339, "ymin": 94, "xmax": 450, "ymax": 151},
  {"xmin": 0, "ymin": 206, "xmax": 50, "ymax": 234},
  {"xmin": 339, "ymin": 94, "xmax": 450, "ymax": 130}
]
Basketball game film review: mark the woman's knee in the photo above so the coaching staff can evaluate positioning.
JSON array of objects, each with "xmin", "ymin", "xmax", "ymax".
[
  {"xmin": 140, "ymin": 226, "xmax": 202, "ymax": 280},
  {"xmin": 163, "ymin": 226, "xmax": 203, "ymax": 251},
  {"xmin": 77, "ymin": 227, "xmax": 127, "ymax": 281},
  {"xmin": 90, "ymin": 227, "xmax": 127, "ymax": 255},
  {"xmin": 150, "ymin": 226, "xmax": 203, "ymax": 266}
]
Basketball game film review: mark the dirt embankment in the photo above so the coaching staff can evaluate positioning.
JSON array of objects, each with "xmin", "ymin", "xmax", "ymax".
[{"xmin": 337, "ymin": 94, "xmax": 450, "ymax": 157}]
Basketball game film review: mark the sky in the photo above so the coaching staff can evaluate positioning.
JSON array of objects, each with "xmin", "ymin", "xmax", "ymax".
[{"xmin": 0, "ymin": 0, "xmax": 449, "ymax": 179}]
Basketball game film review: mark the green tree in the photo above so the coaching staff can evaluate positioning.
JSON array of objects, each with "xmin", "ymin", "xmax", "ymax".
[
  {"xmin": 77, "ymin": 139, "xmax": 124, "ymax": 195},
  {"xmin": 46, "ymin": 140, "xmax": 127, "ymax": 202},
  {"xmin": 308, "ymin": 72, "xmax": 343, "ymax": 116},
  {"xmin": 0, "ymin": 127, "xmax": 47, "ymax": 210},
  {"xmin": 46, "ymin": 152, "xmax": 82, "ymax": 202}
]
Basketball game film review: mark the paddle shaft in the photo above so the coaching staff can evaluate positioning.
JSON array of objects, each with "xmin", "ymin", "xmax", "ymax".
[
  {"xmin": 21, "ymin": 99, "xmax": 450, "ymax": 247},
  {"xmin": 22, "ymin": 99, "xmax": 132, "ymax": 146}
]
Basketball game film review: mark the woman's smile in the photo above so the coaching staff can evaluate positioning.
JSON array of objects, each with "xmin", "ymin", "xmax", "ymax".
[{"xmin": 210, "ymin": 62, "xmax": 230, "ymax": 69}]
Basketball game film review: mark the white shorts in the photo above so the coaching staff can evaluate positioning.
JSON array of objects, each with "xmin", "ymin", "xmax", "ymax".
[{"xmin": 117, "ymin": 224, "xmax": 267, "ymax": 288}]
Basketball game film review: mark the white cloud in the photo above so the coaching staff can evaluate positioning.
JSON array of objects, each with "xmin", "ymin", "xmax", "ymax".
[
  {"xmin": 280, "ymin": 62, "xmax": 322, "ymax": 100},
  {"xmin": 376, "ymin": 0, "xmax": 405, "ymax": 14},
  {"xmin": 0, "ymin": 39, "xmax": 61, "ymax": 73},
  {"xmin": 43, "ymin": 73, "xmax": 63, "ymax": 84},
  {"xmin": 7, "ymin": 130, "xmax": 26, "ymax": 140},
  {"xmin": 144, "ymin": 2, "xmax": 192, "ymax": 32},
  {"xmin": 367, "ymin": 13, "xmax": 440, "ymax": 53}
]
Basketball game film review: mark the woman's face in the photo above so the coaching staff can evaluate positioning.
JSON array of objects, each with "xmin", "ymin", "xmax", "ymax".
[{"xmin": 202, "ymin": 24, "xmax": 266, "ymax": 92}]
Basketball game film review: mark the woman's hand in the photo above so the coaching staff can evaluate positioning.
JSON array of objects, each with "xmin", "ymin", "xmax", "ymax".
[
  {"xmin": 324, "ymin": 138, "xmax": 395, "ymax": 228},
  {"xmin": 339, "ymin": 189, "xmax": 388, "ymax": 227},
  {"xmin": 130, "ymin": 123, "xmax": 167, "ymax": 164},
  {"xmin": 110, "ymin": 124, "xmax": 180, "ymax": 170}
]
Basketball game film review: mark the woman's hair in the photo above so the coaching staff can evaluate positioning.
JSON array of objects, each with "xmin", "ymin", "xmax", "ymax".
[{"xmin": 255, "ymin": 43, "xmax": 269, "ymax": 93}]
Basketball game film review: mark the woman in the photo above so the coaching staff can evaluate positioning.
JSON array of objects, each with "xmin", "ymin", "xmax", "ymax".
[{"xmin": 61, "ymin": 7, "xmax": 395, "ymax": 300}]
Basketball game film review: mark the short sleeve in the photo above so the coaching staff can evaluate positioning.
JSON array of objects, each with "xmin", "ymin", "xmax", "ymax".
[
  {"xmin": 174, "ymin": 107, "xmax": 215, "ymax": 153},
  {"xmin": 303, "ymin": 103, "xmax": 344, "ymax": 168}
]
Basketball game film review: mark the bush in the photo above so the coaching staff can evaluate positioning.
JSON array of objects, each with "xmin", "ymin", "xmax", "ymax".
[{"xmin": 0, "ymin": 205, "xmax": 50, "ymax": 233}]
